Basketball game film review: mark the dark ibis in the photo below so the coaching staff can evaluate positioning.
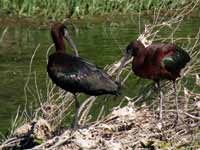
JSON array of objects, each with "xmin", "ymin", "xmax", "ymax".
[
  {"xmin": 117, "ymin": 40, "xmax": 190, "ymax": 124},
  {"xmin": 47, "ymin": 23, "xmax": 120, "ymax": 129}
]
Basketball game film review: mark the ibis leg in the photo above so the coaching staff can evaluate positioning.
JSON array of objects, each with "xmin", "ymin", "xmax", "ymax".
[
  {"xmin": 72, "ymin": 94, "xmax": 80, "ymax": 130},
  {"xmin": 157, "ymin": 82, "xmax": 164, "ymax": 123},
  {"xmin": 173, "ymin": 81, "xmax": 179, "ymax": 125}
]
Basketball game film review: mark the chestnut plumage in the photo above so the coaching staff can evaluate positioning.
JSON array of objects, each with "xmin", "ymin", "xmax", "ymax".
[
  {"xmin": 119, "ymin": 40, "xmax": 190, "ymax": 125},
  {"xmin": 126, "ymin": 40, "xmax": 190, "ymax": 82}
]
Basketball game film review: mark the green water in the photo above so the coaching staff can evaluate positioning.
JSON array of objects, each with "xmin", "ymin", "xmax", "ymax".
[{"xmin": 0, "ymin": 15, "xmax": 199, "ymax": 134}]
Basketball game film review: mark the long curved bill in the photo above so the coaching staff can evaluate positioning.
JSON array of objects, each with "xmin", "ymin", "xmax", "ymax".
[
  {"xmin": 63, "ymin": 28, "xmax": 79, "ymax": 57},
  {"xmin": 115, "ymin": 52, "xmax": 132, "ymax": 83}
]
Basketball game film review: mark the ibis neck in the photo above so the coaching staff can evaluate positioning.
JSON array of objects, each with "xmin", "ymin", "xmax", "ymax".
[
  {"xmin": 134, "ymin": 40, "xmax": 146, "ymax": 56},
  {"xmin": 51, "ymin": 30, "xmax": 66, "ymax": 53},
  {"xmin": 55, "ymin": 37, "xmax": 65, "ymax": 52}
]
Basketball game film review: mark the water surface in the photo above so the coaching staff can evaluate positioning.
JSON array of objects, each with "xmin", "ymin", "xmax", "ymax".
[{"xmin": 0, "ymin": 14, "xmax": 199, "ymax": 134}]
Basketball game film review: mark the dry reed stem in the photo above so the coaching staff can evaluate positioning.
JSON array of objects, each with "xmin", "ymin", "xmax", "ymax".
[{"xmin": 0, "ymin": 27, "xmax": 8, "ymax": 43}]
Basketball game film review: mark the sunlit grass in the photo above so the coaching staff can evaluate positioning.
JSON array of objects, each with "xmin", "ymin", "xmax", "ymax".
[{"xmin": 0, "ymin": 0, "xmax": 198, "ymax": 19}]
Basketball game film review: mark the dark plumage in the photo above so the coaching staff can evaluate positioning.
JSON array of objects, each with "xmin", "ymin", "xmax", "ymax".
[
  {"xmin": 47, "ymin": 23, "xmax": 119, "ymax": 129},
  {"xmin": 118, "ymin": 40, "xmax": 190, "ymax": 125},
  {"xmin": 47, "ymin": 53, "xmax": 119, "ymax": 96}
]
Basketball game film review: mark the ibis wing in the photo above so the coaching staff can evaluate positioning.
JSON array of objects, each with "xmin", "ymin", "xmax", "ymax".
[
  {"xmin": 74, "ymin": 58, "xmax": 118, "ymax": 94},
  {"xmin": 49, "ymin": 56, "xmax": 118, "ymax": 95},
  {"xmin": 161, "ymin": 47, "xmax": 190, "ymax": 73}
]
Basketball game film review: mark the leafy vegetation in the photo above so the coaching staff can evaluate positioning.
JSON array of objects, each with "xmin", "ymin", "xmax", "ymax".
[{"xmin": 0, "ymin": 0, "xmax": 198, "ymax": 20}]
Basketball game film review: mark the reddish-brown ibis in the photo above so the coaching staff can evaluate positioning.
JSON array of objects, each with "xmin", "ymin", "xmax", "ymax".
[
  {"xmin": 47, "ymin": 23, "xmax": 120, "ymax": 129},
  {"xmin": 118, "ymin": 40, "xmax": 190, "ymax": 124}
]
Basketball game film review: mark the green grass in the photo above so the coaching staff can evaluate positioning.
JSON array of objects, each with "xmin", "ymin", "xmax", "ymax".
[{"xmin": 0, "ymin": 0, "xmax": 198, "ymax": 20}]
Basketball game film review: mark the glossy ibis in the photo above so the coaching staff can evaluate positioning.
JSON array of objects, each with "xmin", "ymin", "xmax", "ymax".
[
  {"xmin": 47, "ymin": 23, "xmax": 120, "ymax": 129},
  {"xmin": 117, "ymin": 40, "xmax": 190, "ymax": 124}
]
